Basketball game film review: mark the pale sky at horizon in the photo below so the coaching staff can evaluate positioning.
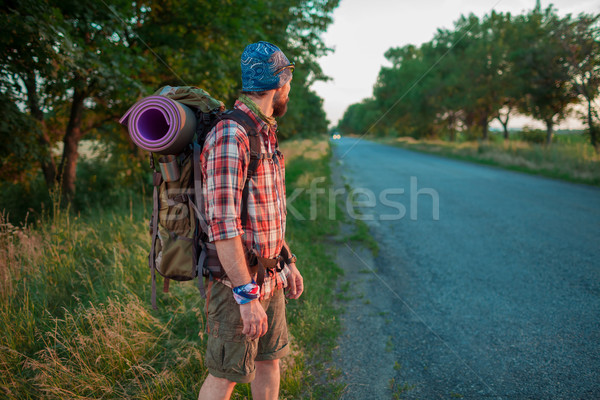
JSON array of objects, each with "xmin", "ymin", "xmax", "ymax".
[{"xmin": 311, "ymin": 0, "xmax": 600, "ymax": 130}]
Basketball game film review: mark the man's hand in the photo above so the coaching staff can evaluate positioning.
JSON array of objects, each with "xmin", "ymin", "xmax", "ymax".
[
  {"xmin": 240, "ymin": 300, "xmax": 268, "ymax": 340},
  {"xmin": 286, "ymin": 263, "xmax": 304, "ymax": 299}
]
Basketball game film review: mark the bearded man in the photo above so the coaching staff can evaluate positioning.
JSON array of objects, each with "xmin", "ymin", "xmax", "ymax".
[{"xmin": 197, "ymin": 41, "xmax": 303, "ymax": 400}]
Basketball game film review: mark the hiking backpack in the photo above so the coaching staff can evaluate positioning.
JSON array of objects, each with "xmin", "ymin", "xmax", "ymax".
[{"xmin": 147, "ymin": 88, "xmax": 267, "ymax": 309}]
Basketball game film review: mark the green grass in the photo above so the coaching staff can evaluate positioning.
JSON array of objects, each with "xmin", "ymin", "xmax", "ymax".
[
  {"xmin": 280, "ymin": 139, "xmax": 345, "ymax": 399},
  {"xmin": 344, "ymin": 218, "xmax": 379, "ymax": 257},
  {"xmin": 388, "ymin": 377, "xmax": 416, "ymax": 400},
  {"xmin": 0, "ymin": 138, "xmax": 344, "ymax": 399},
  {"xmin": 376, "ymin": 133, "xmax": 600, "ymax": 186}
]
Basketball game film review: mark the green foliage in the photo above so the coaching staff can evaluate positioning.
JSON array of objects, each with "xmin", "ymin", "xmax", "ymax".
[
  {"xmin": 0, "ymin": 92, "xmax": 43, "ymax": 183},
  {"xmin": 338, "ymin": 98, "xmax": 380, "ymax": 136},
  {"xmin": 337, "ymin": 5, "xmax": 600, "ymax": 148},
  {"xmin": 1, "ymin": 140, "xmax": 149, "ymax": 224},
  {"xmin": 0, "ymin": 0, "xmax": 339, "ymax": 202},
  {"xmin": 136, "ymin": 0, "xmax": 339, "ymax": 140},
  {"xmin": 279, "ymin": 66, "xmax": 331, "ymax": 139},
  {"xmin": 0, "ymin": 176, "xmax": 52, "ymax": 225},
  {"xmin": 511, "ymin": 5, "xmax": 578, "ymax": 143},
  {"xmin": 559, "ymin": 13, "xmax": 600, "ymax": 149},
  {"xmin": 70, "ymin": 150, "xmax": 148, "ymax": 214},
  {"xmin": 515, "ymin": 128, "xmax": 556, "ymax": 144}
]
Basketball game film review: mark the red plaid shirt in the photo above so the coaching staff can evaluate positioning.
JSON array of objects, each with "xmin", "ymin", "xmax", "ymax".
[{"xmin": 200, "ymin": 100, "xmax": 289, "ymax": 298}]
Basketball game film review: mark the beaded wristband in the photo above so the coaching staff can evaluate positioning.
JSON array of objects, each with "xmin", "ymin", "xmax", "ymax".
[{"xmin": 232, "ymin": 280, "xmax": 260, "ymax": 305}]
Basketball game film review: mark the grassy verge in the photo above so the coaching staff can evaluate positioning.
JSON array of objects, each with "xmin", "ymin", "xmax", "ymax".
[
  {"xmin": 0, "ymin": 138, "xmax": 343, "ymax": 399},
  {"xmin": 374, "ymin": 135, "xmax": 600, "ymax": 186},
  {"xmin": 278, "ymin": 138, "xmax": 345, "ymax": 399}
]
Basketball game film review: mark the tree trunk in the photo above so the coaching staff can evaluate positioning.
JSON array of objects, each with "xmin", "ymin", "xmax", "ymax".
[
  {"xmin": 545, "ymin": 119, "xmax": 554, "ymax": 146},
  {"xmin": 24, "ymin": 72, "xmax": 56, "ymax": 186},
  {"xmin": 462, "ymin": 111, "xmax": 475, "ymax": 132},
  {"xmin": 496, "ymin": 114, "xmax": 510, "ymax": 140},
  {"xmin": 58, "ymin": 87, "xmax": 87, "ymax": 201},
  {"xmin": 481, "ymin": 113, "xmax": 489, "ymax": 141},
  {"xmin": 447, "ymin": 113, "xmax": 456, "ymax": 142},
  {"xmin": 587, "ymin": 98, "xmax": 599, "ymax": 153}
]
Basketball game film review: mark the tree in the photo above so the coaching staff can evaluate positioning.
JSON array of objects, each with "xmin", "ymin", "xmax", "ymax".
[
  {"xmin": 0, "ymin": 0, "xmax": 63, "ymax": 186},
  {"xmin": 437, "ymin": 12, "xmax": 517, "ymax": 141},
  {"xmin": 511, "ymin": 5, "xmax": 578, "ymax": 145},
  {"xmin": 340, "ymin": 5, "xmax": 597, "ymax": 146},
  {"xmin": 1, "ymin": 0, "xmax": 146, "ymax": 199},
  {"xmin": 135, "ymin": 0, "xmax": 339, "ymax": 135},
  {"xmin": 559, "ymin": 12, "xmax": 600, "ymax": 151},
  {"xmin": 338, "ymin": 98, "xmax": 379, "ymax": 136},
  {"xmin": 370, "ymin": 44, "xmax": 439, "ymax": 138},
  {"xmin": 486, "ymin": 11, "xmax": 521, "ymax": 140},
  {"xmin": 1, "ymin": 0, "xmax": 339, "ymax": 203},
  {"xmin": 353, "ymin": 10, "xmax": 519, "ymax": 141}
]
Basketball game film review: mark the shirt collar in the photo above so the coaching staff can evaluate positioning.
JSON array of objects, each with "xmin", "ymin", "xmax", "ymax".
[{"xmin": 234, "ymin": 100, "xmax": 277, "ymax": 139}]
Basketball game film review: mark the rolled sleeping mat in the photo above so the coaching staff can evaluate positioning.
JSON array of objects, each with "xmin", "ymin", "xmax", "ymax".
[{"xmin": 119, "ymin": 95, "xmax": 197, "ymax": 155}]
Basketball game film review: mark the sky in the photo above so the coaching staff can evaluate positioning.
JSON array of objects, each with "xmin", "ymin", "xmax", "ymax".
[{"xmin": 311, "ymin": 0, "xmax": 600, "ymax": 130}]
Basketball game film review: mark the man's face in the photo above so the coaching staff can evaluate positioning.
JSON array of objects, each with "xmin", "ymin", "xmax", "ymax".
[{"xmin": 273, "ymin": 81, "xmax": 291, "ymax": 118}]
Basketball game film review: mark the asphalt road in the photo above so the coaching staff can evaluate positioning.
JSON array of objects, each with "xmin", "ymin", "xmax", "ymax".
[{"xmin": 331, "ymin": 137, "xmax": 600, "ymax": 400}]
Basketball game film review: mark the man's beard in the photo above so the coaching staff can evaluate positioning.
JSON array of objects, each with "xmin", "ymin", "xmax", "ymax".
[{"xmin": 272, "ymin": 93, "xmax": 289, "ymax": 118}]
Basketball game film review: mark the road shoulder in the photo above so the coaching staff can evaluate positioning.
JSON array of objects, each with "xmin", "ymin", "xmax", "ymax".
[{"xmin": 328, "ymin": 154, "xmax": 398, "ymax": 399}]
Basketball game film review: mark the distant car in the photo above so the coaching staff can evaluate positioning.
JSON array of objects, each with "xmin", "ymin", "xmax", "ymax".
[{"xmin": 331, "ymin": 133, "xmax": 341, "ymax": 140}]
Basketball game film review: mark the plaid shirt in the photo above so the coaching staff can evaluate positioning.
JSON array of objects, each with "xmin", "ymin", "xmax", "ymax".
[{"xmin": 200, "ymin": 100, "xmax": 289, "ymax": 299}]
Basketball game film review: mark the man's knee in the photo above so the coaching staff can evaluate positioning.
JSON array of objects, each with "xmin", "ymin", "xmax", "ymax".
[{"xmin": 198, "ymin": 373, "xmax": 236, "ymax": 400}]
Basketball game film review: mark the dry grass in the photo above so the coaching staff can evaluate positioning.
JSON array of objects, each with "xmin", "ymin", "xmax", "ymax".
[
  {"xmin": 25, "ymin": 297, "xmax": 171, "ymax": 399},
  {"xmin": 281, "ymin": 138, "xmax": 331, "ymax": 189},
  {"xmin": 0, "ymin": 203, "xmax": 178, "ymax": 399},
  {"xmin": 0, "ymin": 212, "xmax": 44, "ymax": 373},
  {"xmin": 395, "ymin": 136, "xmax": 418, "ymax": 144},
  {"xmin": 281, "ymin": 138, "xmax": 329, "ymax": 161},
  {"xmin": 0, "ymin": 212, "xmax": 43, "ymax": 299},
  {"xmin": 387, "ymin": 137, "xmax": 600, "ymax": 186}
]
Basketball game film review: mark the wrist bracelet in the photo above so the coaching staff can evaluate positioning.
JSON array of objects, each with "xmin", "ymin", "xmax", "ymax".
[
  {"xmin": 285, "ymin": 253, "xmax": 297, "ymax": 265},
  {"xmin": 232, "ymin": 280, "xmax": 260, "ymax": 305}
]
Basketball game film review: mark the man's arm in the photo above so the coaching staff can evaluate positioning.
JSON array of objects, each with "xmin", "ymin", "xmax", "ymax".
[
  {"xmin": 214, "ymin": 235, "xmax": 268, "ymax": 341},
  {"xmin": 214, "ymin": 235, "xmax": 252, "ymax": 287},
  {"xmin": 281, "ymin": 240, "xmax": 304, "ymax": 299}
]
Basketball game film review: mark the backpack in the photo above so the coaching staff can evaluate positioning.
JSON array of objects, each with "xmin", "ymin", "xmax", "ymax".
[{"xmin": 147, "ymin": 88, "xmax": 265, "ymax": 309}]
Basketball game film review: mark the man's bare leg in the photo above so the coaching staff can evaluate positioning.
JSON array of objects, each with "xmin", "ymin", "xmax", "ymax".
[
  {"xmin": 198, "ymin": 374, "xmax": 236, "ymax": 400},
  {"xmin": 251, "ymin": 359, "xmax": 280, "ymax": 400}
]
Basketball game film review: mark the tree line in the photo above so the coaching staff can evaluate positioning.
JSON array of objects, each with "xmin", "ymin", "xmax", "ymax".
[
  {"xmin": 337, "ymin": 3, "xmax": 600, "ymax": 150},
  {"xmin": 0, "ymin": 0, "xmax": 339, "ymax": 199}
]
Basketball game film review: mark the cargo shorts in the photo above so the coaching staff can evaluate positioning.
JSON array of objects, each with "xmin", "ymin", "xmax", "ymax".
[{"xmin": 205, "ymin": 280, "xmax": 290, "ymax": 383}]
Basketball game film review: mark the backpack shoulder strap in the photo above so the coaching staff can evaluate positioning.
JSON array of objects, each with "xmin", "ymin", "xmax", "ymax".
[
  {"xmin": 218, "ymin": 109, "xmax": 261, "ymax": 159},
  {"xmin": 217, "ymin": 109, "xmax": 263, "ymax": 230},
  {"xmin": 149, "ymin": 168, "xmax": 162, "ymax": 309}
]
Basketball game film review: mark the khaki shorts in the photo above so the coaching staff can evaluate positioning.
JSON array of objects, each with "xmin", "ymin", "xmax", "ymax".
[{"xmin": 205, "ymin": 280, "xmax": 290, "ymax": 383}]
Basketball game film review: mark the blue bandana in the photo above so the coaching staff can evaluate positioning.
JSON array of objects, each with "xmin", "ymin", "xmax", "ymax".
[{"xmin": 241, "ymin": 41, "xmax": 294, "ymax": 92}]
